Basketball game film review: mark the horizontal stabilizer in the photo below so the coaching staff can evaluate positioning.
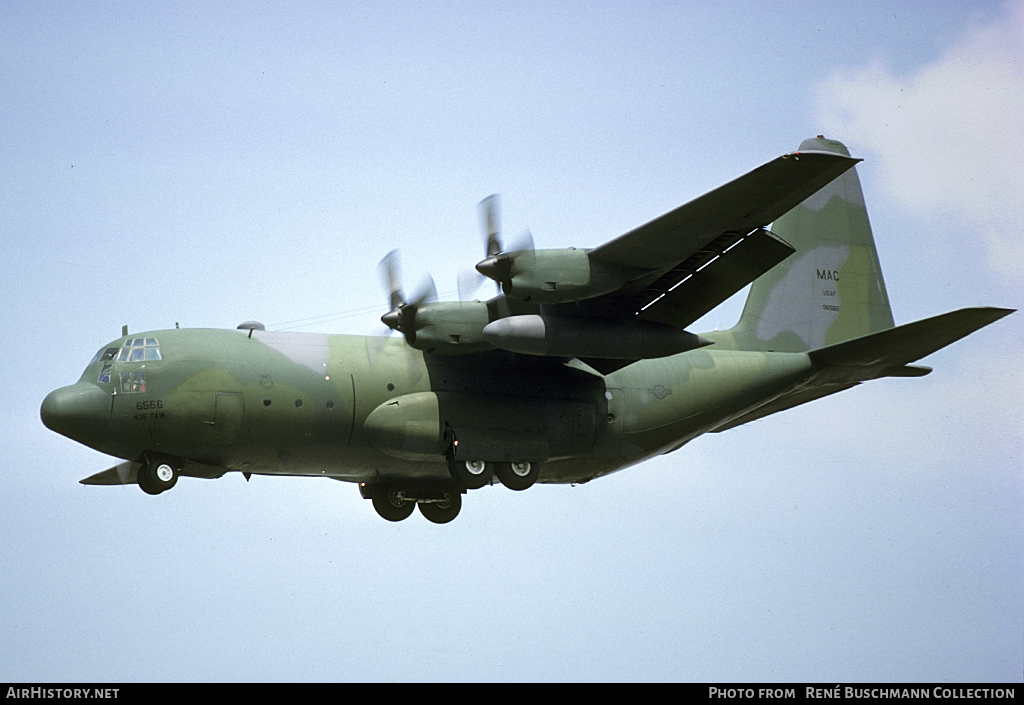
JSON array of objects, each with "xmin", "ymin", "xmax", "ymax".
[
  {"xmin": 809, "ymin": 306, "xmax": 1014, "ymax": 371},
  {"xmin": 713, "ymin": 307, "xmax": 1013, "ymax": 433}
]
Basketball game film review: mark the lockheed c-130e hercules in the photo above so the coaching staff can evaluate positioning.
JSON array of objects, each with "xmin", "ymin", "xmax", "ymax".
[{"xmin": 41, "ymin": 137, "xmax": 1013, "ymax": 523}]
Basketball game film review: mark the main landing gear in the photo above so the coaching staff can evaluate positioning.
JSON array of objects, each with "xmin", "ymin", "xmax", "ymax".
[
  {"xmin": 137, "ymin": 455, "xmax": 180, "ymax": 495},
  {"xmin": 363, "ymin": 484, "xmax": 463, "ymax": 524},
  {"xmin": 362, "ymin": 458, "xmax": 542, "ymax": 523},
  {"xmin": 494, "ymin": 461, "xmax": 540, "ymax": 491},
  {"xmin": 447, "ymin": 457, "xmax": 540, "ymax": 492}
]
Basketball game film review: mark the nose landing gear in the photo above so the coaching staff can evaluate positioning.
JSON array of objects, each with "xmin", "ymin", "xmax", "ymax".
[{"xmin": 137, "ymin": 455, "xmax": 179, "ymax": 495}]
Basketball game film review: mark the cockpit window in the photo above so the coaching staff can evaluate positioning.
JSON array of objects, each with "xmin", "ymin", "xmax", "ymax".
[
  {"xmin": 89, "ymin": 347, "xmax": 120, "ymax": 365},
  {"xmin": 116, "ymin": 338, "xmax": 161, "ymax": 362},
  {"xmin": 94, "ymin": 338, "xmax": 161, "ymax": 385}
]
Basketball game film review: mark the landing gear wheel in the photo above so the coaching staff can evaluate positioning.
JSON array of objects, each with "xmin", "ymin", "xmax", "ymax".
[
  {"xmin": 447, "ymin": 457, "xmax": 493, "ymax": 489},
  {"xmin": 372, "ymin": 489, "xmax": 416, "ymax": 522},
  {"xmin": 496, "ymin": 461, "xmax": 539, "ymax": 491},
  {"xmin": 418, "ymin": 492, "xmax": 462, "ymax": 524},
  {"xmin": 138, "ymin": 457, "xmax": 178, "ymax": 495}
]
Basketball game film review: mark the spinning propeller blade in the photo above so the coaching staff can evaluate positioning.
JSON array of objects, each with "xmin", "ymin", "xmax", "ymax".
[{"xmin": 377, "ymin": 250, "xmax": 437, "ymax": 343}]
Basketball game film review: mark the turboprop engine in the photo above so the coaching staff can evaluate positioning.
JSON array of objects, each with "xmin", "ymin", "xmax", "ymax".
[
  {"xmin": 379, "ymin": 249, "xmax": 492, "ymax": 355},
  {"xmin": 475, "ymin": 247, "xmax": 632, "ymax": 304},
  {"xmin": 402, "ymin": 300, "xmax": 491, "ymax": 354}
]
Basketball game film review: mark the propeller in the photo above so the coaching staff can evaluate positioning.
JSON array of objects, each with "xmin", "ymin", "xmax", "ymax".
[
  {"xmin": 475, "ymin": 228, "xmax": 534, "ymax": 289},
  {"xmin": 480, "ymin": 193, "xmax": 502, "ymax": 258},
  {"xmin": 378, "ymin": 249, "xmax": 437, "ymax": 344},
  {"xmin": 473, "ymin": 194, "xmax": 535, "ymax": 293},
  {"xmin": 379, "ymin": 248, "xmax": 405, "ymax": 313}
]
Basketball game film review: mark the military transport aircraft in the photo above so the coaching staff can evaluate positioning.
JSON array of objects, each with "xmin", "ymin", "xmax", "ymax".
[{"xmin": 41, "ymin": 136, "xmax": 1013, "ymax": 523}]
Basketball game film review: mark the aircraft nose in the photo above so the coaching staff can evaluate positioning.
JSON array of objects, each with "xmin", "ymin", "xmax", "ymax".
[{"xmin": 41, "ymin": 383, "xmax": 110, "ymax": 444}]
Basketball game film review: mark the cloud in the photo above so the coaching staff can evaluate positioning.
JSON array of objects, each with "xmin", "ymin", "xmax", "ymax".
[{"xmin": 815, "ymin": 2, "xmax": 1024, "ymax": 284}]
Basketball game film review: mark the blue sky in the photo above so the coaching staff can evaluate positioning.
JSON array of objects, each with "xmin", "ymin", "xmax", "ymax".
[{"xmin": 3, "ymin": 1, "xmax": 1021, "ymax": 682}]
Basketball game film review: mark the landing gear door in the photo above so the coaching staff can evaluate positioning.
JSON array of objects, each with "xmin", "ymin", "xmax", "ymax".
[{"xmin": 213, "ymin": 392, "xmax": 243, "ymax": 444}]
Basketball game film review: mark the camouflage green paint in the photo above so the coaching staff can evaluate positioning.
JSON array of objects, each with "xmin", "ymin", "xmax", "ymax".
[
  {"xmin": 47, "ymin": 325, "xmax": 822, "ymax": 486},
  {"xmin": 41, "ymin": 137, "xmax": 1013, "ymax": 520},
  {"xmin": 711, "ymin": 136, "xmax": 895, "ymax": 352}
]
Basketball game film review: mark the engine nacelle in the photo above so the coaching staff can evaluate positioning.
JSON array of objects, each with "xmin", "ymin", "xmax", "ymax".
[
  {"xmin": 479, "ymin": 248, "xmax": 630, "ymax": 304},
  {"xmin": 403, "ymin": 300, "xmax": 491, "ymax": 355},
  {"xmin": 482, "ymin": 314, "xmax": 713, "ymax": 360}
]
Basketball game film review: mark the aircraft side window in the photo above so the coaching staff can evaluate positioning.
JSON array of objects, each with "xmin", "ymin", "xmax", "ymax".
[
  {"xmin": 90, "ymin": 347, "xmax": 120, "ymax": 364},
  {"xmin": 98, "ymin": 363, "xmax": 113, "ymax": 384},
  {"xmin": 120, "ymin": 371, "xmax": 146, "ymax": 393}
]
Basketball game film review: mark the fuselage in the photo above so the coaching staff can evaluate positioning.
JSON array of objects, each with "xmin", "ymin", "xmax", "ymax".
[{"xmin": 41, "ymin": 327, "xmax": 814, "ymax": 486}]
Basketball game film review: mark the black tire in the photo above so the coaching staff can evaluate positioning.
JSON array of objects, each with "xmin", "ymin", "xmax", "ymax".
[
  {"xmin": 137, "ymin": 465, "xmax": 160, "ymax": 495},
  {"xmin": 495, "ymin": 461, "xmax": 539, "ymax": 491},
  {"xmin": 371, "ymin": 489, "xmax": 416, "ymax": 522},
  {"xmin": 447, "ymin": 457, "xmax": 493, "ymax": 489},
  {"xmin": 418, "ymin": 492, "xmax": 462, "ymax": 524},
  {"xmin": 138, "ymin": 457, "xmax": 178, "ymax": 495}
]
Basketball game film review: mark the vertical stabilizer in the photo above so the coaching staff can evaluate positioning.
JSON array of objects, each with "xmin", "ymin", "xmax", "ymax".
[{"xmin": 718, "ymin": 136, "xmax": 894, "ymax": 352}]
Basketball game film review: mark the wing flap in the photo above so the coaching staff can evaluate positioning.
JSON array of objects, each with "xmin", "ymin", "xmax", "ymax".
[
  {"xmin": 589, "ymin": 150, "xmax": 859, "ymax": 271},
  {"xmin": 636, "ymin": 227, "xmax": 795, "ymax": 328}
]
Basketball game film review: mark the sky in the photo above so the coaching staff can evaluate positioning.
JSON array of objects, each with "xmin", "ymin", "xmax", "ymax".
[{"xmin": 2, "ymin": 0, "xmax": 1021, "ymax": 683}]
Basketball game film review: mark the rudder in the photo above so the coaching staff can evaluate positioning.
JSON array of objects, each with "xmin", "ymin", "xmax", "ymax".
[{"xmin": 717, "ymin": 136, "xmax": 894, "ymax": 352}]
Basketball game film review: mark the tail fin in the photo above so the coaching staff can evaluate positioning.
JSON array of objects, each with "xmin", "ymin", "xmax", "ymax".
[{"xmin": 723, "ymin": 136, "xmax": 894, "ymax": 352}]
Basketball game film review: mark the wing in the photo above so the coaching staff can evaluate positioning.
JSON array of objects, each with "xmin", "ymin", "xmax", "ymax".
[
  {"xmin": 584, "ymin": 149, "xmax": 860, "ymax": 329},
  {"xmin": 380, "ymin": 147, "xmax": 861, "ymax": 373},
  {"xmin": 590, "ymin": 150, "xmax": 859, "ymax": 270}
]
